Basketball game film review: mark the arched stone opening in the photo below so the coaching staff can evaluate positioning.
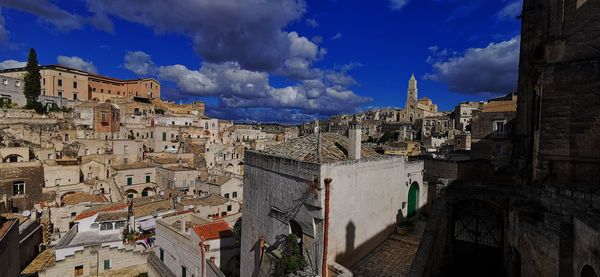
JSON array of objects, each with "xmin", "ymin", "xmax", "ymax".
[
  {"xmin": 3, "ymin": 154, "xmax": 23, "ymax": 163},
  {"xmin": 124, "ymin": 189, "xmax": 138, "ymax": 199},
  {"xmin": 451, "ymin": 199, "xmax": 504, "ymax": 277},
  {"xmin": 141, "ymin": 187, "xmax": 155, "ymax": 197},
  {"xmin": 582, "ymin": 265, "xmax": 598, "ymax": 277}
]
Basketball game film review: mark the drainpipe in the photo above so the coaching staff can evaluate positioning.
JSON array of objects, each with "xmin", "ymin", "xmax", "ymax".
[
  {"xmin": 259, "ymin": 236, "xmax": 265, "ymax": 259},
  {"xmin": 199, "ymin": 239, "xmax": 205, "ymax": 277},
  {"xmin": 322, "ymin": 178, "xmax": 332, "ymax": 277}
]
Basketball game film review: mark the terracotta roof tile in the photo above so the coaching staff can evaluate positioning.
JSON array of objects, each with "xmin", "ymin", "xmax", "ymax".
[
  {"xmin": 0, "ymin": 219, "xmax": 16, "ymax": 239},
  {"xmin": 192, "ymin": 220, "xmax": 233, "ymax": 241},
  {"xmin": 21, "ymin": 248, "xmax": 56, "ymax": 274},
  {"xmin": 111, "ymin": 161, "xmax": 154, "ymax": 170},
  {"xmin": 482, "ymin": 100, "xmax": 517, "ymax": 113},
  {"xmin": 74, "ymin": 203, "xmax": 129, "ymax": 221},
  {"xmin": 94, "ymin": 211, "xmax": 128, "ymax": 222},
  {"xmin": 260, "ymin": 133, "xmax": 380, "ymax": 163},
  {"xmin": 61, "ymin": 192, "xmax": 106, "ymax": 206},
  {"xmin": 132, "ymin": 199, "xmax": 173, "ymax": 217}
]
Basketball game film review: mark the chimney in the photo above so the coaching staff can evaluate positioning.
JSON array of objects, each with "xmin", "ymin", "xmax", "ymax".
[
  {"xmin": 180, "ymin": 216, "xmax": 186, "ymax": 233},
  {"xmin": 348, "ymin": 115, "xmax": 361, "ymax": 160}
]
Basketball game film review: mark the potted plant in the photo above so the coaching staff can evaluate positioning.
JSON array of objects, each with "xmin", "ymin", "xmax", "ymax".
[{"xmin": 397, "ymin": 220, "xmax": 414, "ymax": 235}]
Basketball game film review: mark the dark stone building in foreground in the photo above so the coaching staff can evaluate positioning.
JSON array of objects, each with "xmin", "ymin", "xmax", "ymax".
[{"xmin": 414, "ymin": 1, "xmax": 600, "ymax": 276}]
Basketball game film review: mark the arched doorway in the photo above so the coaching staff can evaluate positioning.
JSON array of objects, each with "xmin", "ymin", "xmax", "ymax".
[
  {"xmin": 124, "ymin": 189, "xmax": 138, "ymax": 199},
  {"xmin": 582, "ymin": 265, "xmax": 598, "ymax": 277},
  {"xmin": 452, "ymin": 200, "xmax": 503, "ymax": 277},
  {"xmin": 407, "ymin": 182, "xmax": 419, "ymax": 218}
]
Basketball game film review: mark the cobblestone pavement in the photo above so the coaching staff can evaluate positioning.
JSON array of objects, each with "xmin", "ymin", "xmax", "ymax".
[{"xmin": 349, "ymin": 220, "xmax": 426, "ymax": 277}]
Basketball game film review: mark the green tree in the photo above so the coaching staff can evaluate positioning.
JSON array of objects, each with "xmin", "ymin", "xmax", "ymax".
[
  {"xmin": 23, "ymin": 48, "xmax": 41, "ymax": 102},
  {"xmin": 276, "ymin": 234, "xmax": 307, "ymax": 276}
]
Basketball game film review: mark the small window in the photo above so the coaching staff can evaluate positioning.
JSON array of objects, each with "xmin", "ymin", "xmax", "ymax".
[
  {"xmin": 162, "ymin": 132, "xmax": 167, "ymax": 141},
  {"xmin": 160, "ymin": 248, "xmax": 164, "ymax": 261},
  {"xmin": 13, "ymin": 181, "xmax": 24, "ymax": 196},
  {"xmin": 58, "ymin": 79, "xmax": 62, "ymax": 87},
  {"xmin": 71, "ymin": 212, "xmax": 76, "ymax": 217},
  {"xmin": 104, "ymin": 259, "xmax": 110, "ymax": 270},
  {"xmin": 224, "ymin": 193, "xmax": 230, "ymax": 199},
  {"xmin": 128, "ymin": 193, "xmax": 134, "ymax": 199},
  {"xmin": 496, "ymin": 144, "xmax": 503, "ymax": 154},
  {"xmin": 127, "ymin": 177, "xmax": 132, "ymax": 186},
  {"xmin": 227, "ymin": 205, "xmax": 232, "ymax": 212},
  {"xmin": 141, "ymin": 191, "xmax": 148, "ymax": 197},
  {"xmin": 100, "ymin": 222, "xmax": 113, "ymax": 230},
  {"xmin": 146, "ymin": 176, "xmax": 150, "ymax": 183},
  {"xmin": 232, "ymin": 191, "xmax": 238, "ymax": 198},
  {"xmin": 182, "ymin": 266, "xmax": 187, "ymax": 277},
  {"xmin": 73, "ymin": 81, "xmax": 77, "ymax": 89},
  {"xmin": 74, "ymin": 265, "xmax": 83, "ymax": 276},
  {"xmin": 115, "ymin": 221, "xmax": 127, "ymax": 229}
]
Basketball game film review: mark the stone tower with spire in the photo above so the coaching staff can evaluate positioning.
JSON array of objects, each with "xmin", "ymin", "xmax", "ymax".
[{"xmin": 406, "ymin": 73, "xmax": 418, "ymax": 108}]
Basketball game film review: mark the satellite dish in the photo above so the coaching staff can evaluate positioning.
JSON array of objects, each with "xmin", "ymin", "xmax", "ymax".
[
  {"xmin": 159, "ymin": 191, "xmax": 165, "ymax": 196},
  {"xmin": 94, "ymin": 190, "xmax": 100, "ymax": 195},
  {"xmin": 151, "ymin": 211, "xmax": 158, "ymax": 218},
  {"xmin": 22, "ymin": 210, "xmax": 31, "ymax": 217}
]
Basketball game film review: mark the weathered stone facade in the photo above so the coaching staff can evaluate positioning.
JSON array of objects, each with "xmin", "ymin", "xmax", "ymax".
[{"xmin": 413, "ymin": 1, "xmax": 600, "ymax": 276}]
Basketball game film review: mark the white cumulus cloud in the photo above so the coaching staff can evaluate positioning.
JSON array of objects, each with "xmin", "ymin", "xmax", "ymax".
[
  {"xmin": 0, "ymin": 59, "xmax": 26, "ymax": 70},
  {"xmin": 425, "ymin": 36, "xmax": 520, "ymax": 96},
  {"xmin": 57, "ymin": 56, "xmax": 98, "ymax": 73}
]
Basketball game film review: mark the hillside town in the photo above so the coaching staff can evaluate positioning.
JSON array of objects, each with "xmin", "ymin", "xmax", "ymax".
[{"xmin": 0, "ymin": 0, "xmax": 599, "ymax": 277}]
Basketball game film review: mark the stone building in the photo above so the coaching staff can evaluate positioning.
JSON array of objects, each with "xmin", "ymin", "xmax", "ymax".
[
  {"xmin": 0, "ymin": 64, "xmax": 160, "ymax": 102},
  {"xmin": 412, "ymin": 1, "xmax": 600, "ymax": 277},
  {"xmin": 110, "ymin": 161, "xmax": 157, "ymax": 199},
  {"xmin": 38, "ymin": 244, "xmax": 148, "ymax": 277},
  {"xmin": 0, "ymin": 213, "xmax": 44, "ymax": 276},
  {"xmin": 453, "ymin": 101, "xmax": 486, "ymax": 131},
  {"xmin": 0, "ymin": 160, "xmax": 45, "ymax": 212},
  {"xmin": 152, "ymin": 215, "xmax": 237, "ymax": 277},
  {"xmin": 197, "ymin": 174, "xmax": 243, "ymax": 201},
  {"xmin": 0, "ymin": 75, "xmax": 26, "ymax": 107},
  {"xmin": 240, "ymin": 122, "xmax": 425, "ymax": 276},
  {"xmin": 397, "ymin": 74, "xmax": 444, "ymax": 122},
  {"xmin": 470, "ymin": 94, "xmax": 517, "ymax": 169}
]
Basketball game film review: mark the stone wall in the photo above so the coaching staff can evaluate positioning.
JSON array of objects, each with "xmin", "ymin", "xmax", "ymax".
[
  {"xmin": 0, "ymin": 161, "xmax": 47, "ymax": 211},
  {"xmin": 322, "ymin": 157, "xmax": 425, "ymax": 267},
  {"xmin": 240, "ymin": 151, "xmax": 322, "ymax": 277},
  {"xmin": 515, "ymin": 0, "xmax": 600, "ymax": 188},
  {"xmin": 39, "ymin": 244, "xmax": 148, "ymax": 277},
  {"xmin": 0, "ymin": 219, "xmax": 20, "ymax": 277}
]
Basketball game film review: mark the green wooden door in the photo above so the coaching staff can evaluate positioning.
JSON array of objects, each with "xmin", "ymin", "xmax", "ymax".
[{"xmin": 408, "ymin": 182, "xmax": 419, "ymax": 218}]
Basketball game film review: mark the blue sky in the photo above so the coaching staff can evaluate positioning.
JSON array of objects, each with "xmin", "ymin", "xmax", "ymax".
[{"xmin": 0, "ymin": 0, "xmax": 522, "ymax": 123}]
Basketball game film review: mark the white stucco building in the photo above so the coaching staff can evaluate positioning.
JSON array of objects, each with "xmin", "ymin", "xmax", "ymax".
[{"xmin": 240, "ymin": 120, "xmax": 426, "ymax": 276}]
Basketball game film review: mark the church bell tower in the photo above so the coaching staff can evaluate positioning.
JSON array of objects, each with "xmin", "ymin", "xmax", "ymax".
[{"xmin": 406, "ymin": 73, "xmax": 418, "ymax": 108}]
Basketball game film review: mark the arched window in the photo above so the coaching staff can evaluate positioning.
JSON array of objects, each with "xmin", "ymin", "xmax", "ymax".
[
  {"xmin": 232, "ymin": 191, "xmax": 238, "ymax": 198},
  {"xmin": 100, "ymin": 222, "xmax": 113, "ymax": 231},
  {"xmin": 582, "ymin": 265, "xmax": 598, "ymax": 277}
]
